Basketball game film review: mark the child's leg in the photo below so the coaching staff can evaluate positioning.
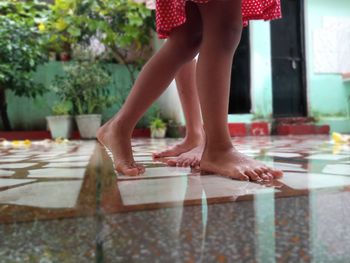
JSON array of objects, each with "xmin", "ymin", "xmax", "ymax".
[
  {"xmin": 153, "ymin": 59, "xmax": 204, "ymax": 158},
  {"xmin": 196, "ymin": 0, "xmax": 282, "ymax": 180},
  {"xmin": 97, "ymin": 3, "xmax": 202, "ymax": 176}
]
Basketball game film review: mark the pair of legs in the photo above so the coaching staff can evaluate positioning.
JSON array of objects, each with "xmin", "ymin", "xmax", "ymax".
[
  {"xmin": 153, "ymin": 58, "xmax": 205, "ymax": 168},
  {"xmin": 97, "ymin": 0, "xmax": 282, "ymax": 180}
]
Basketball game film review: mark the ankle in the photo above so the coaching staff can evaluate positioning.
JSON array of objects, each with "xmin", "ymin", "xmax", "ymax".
[
  {"xmin": 204, "ymin": 140, "xmax": 234, "ymax": 153},
  {"xmin": 110, "ymin": 117, "xmax": 133, "ymax": 137},
  {"xmin": 183, "ymin": 133, "xmax": 205, "ymax": 146},
  {"xmin": 185, "ymin": 127, "xmax": 205, "ymax": 142}
]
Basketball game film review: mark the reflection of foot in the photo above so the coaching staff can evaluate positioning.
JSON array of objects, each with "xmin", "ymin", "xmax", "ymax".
[
  {"xmin": 153, "ymin": 132, "xmax": 204, "ymax": 158},
  {"xmin": 166, "ymin": 144, "xmax": 204, "ymax": 168},
  {"xmin": 200, "ymin": 146, "xmax": 283, "ymax": 181},
  {"xmin": 96, "ymin": 121, "xmax": 145, "ymax": 176}
]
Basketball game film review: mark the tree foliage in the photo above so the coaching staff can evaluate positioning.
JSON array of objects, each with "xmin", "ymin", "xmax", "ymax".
[
  {"xmin": 51, "ymin": 61, "xmax": 115, "ymax": 115},
  {"xmin": 47, "ymin": 0, "xmax": 155, "ymax": 63},
  {"xmin": 0, "ymin": 0, "xmax": 49, "ymax": 97}
]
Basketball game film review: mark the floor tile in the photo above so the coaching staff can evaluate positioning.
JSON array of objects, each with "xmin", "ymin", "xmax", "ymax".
[
  {"xmin": 28, "ymin": 168, "xmax": 87, "ymax": 179},
  {"xmin": 117, "ymin": 166, "xmax": 191, "ymax": 180},
  {"xmin": 306, "ymin": 154, "xmax": 349, "ymax": 161},
  {"xmin": 322, "ymin": 164, "xmax": 350, "ymax": 176},
  {"xmin": 134, "ymin": 156, "xmax": 154, "ymax": 161},
  {"xmin": 34, "ymin": 156, "xmax": 92, "ymax": 163},
  {"xmin": 0, "ymin": 178, "xmax": 36, "ymax": 188},
  {"xmin": 118, "ymin": 175, "xmax": 276, "ymax": 206},
  {"xmin": 0, "ymin": 157, "xmax": 29, "ymax": 163},
  {"xmin": 263, "ymin": 161, "xmax": 306, "ymax": 172},
  {"xmin": 0, "ymin": 170, "xmax": 15, "ymax": 177},
  {"xmin": 278, "ymin": 172, "xmax": 350, "ymax": 190},
  {"xmin": 43, "ymin": 162, "xmax": 89, "ymax": 168},
  {"xmin": 0, "ymin": 163, "xmax": 37, "ymax": 169},
  {"xmin": 0, "ymin": 181, "xmax": 83, "ymax": 208},
  {"xmin": 265, "ymin": 152, "xmax": 302, "ymax": 158}
]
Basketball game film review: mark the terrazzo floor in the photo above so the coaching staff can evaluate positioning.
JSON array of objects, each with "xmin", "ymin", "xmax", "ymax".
[{"xmin": 0, "ymin": 135, "xmax": 350, "ymax": 262}]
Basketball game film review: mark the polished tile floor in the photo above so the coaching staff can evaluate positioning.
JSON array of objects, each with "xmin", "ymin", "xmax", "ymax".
[{"xmin": 0, "ymin": 135, "xmax": 350, "ymax": 262}]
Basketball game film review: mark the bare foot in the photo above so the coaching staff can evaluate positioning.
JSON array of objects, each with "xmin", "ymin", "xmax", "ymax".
[
  {"xmin": 166, "ymin": 144, "xmax": 204, "ymax": 168},
  {"xmin": 200, "ymin": 146, "xmax": 283, "ymax": 181},
  {"xmin": 96, "ymin": 121, "xmax": 145, "ymax": 176},
  {"xmin": 153, "ymin": 131, "xmax": 204, "ymax": 158}
]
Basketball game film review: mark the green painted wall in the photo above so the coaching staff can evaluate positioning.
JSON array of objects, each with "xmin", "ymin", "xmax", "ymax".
[
  {"xmin": 1, "ymin": 62, "xmax": 139, "ymax": 131},
  {"xmin": 305, "ymin": 0, "xmax": 350, "ymax": 122},
  {"xmin": 250, "ymin": 20, "xmax": 274, "ymax": 119},
  {"xmin": 228, "ymin": 20, "xmax": 273, "ymax": 123}
]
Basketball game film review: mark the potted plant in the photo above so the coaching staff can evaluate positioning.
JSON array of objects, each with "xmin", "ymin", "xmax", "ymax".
[
  {"xmin": 51, "ymin": 61, "xmax": 114, "ymax": 139},
  {"xmin": 150, "ymin": 117, "xmax": 167, "ymax": 138},
  {"xmin": 46, "ymin": 101, "xmax": 73, "ymax": 139},
  {"xmin": 163, "ymin": 119, "xmax": 186, "ymax": 138}
]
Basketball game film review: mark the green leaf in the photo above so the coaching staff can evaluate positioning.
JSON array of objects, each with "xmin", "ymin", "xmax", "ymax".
[{"xmin": 67, "ymin": 26, "xmax": 81, "ymax": 37}]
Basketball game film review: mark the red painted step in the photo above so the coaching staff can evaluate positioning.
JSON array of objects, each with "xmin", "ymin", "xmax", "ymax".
[
  {"xmin": 228, "ymin": 123, "xmax": 247, "ymax": 136},
  {"xmin": 276, "ymin": 124, "xmax": 330, "ymax": 135},
  {"xmin": 250, "ymin": 122, "xmax": 270, "ymax": 136}
]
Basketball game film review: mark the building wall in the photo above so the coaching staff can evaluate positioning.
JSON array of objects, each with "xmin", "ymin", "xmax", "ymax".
[
  {"xmin": 230, "ymin": 0, "xmax": 350, "ymax": 132},
  {"xmin": 248, "ymin": 21, "xmax": 273, "ymax": 120},
  {"xmin": 305, "ymin": 0, "xmax": 350, "ymax": 132}
]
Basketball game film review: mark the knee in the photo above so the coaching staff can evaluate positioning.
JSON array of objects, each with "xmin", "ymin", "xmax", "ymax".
[
  {"xmin": 169, "ymin": 30, "xmax": 202, "ymax": 62},
  {"xmin": 211, "ymin": 22, "xmax": 243, "ymax": 52},
  {"xmin": 182, "ymin": 32, "xmax": 202, "ymax": 61}
]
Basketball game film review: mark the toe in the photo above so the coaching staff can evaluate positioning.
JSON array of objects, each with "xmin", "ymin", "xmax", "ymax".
[
  {"xmin": 116, "ymin": 163, "xmax": 139, "ymax": 176},
  {"xmin": 156, "ymin": 148, "xmax": 180, "ymax": 158},
  {"xmin": 135, "ymin": 164, "xmax": 145, "ymax": 174},
  {"xmin": 244, "ymin": 169, "xmax": 261, "ymax": 181},
  {"xmin": 153, "ymin": 149, "xmax": 170, "ymax": 158},
  {"xmin": 182, "ymin": 158, "xmax": 193, "ymax": 167},
  {"xmin": 260, "ymin": 166, "xmax": 269, "ymax": 173},
  {"xmin": 157, "ymin": 150, "xmax": 169, "ymax": 157},
  {"xmin": 269, "ymin": 168, "xmax": 283, "ymax": 178},
  {"xmin": 261, "ymin": 166, "xmax": 283, "ymax": 178},
  {"xmin": 190, "ymin": 159, "xmax": 199, "ymax": 167},
  {"xmin": 237, "ymin": 171, "xmax": 250, "ymax": 181},
  {"xmin": 254, "ymin": 168, "xmax": 264, "ymax": 176},
  {"xmin": 176, "ymin": 157, "xmax": 186, "ymax": 167},
  {"xmin": 192, "ymin": 161, "xmax": 200, "ymax": 169},
  {"xmin": 265, "ymin": 171, "xmax": 274, "ymax": 180},
  {"xmin": 166, "ymin": 159, "xmax": 177, "ymax": 167},
  {"xmin": 259, "ymin": 172, "xmax": 271, "ymax": 181}
]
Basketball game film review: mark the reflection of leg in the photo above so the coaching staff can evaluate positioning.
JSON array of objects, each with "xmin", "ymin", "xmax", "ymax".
[
  {"xmin": 153, "ymin": 59, "xmax": 204, "ymax": 158},
  {"xmin": 175, "ymin": 176, "xmax": 207, "ymax": 261},
  {"xmin": 97, "ymin": 3, "xmax": 202, "ymax": 175},
  {"xmin": 196, "ymin": 0, "xmax": 283, "ymax": 181}
]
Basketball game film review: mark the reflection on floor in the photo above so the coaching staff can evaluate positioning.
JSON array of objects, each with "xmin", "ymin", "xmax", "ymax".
[{"xmin": 1, "ymin": 135, "xmax": 350, "ymax": 262}]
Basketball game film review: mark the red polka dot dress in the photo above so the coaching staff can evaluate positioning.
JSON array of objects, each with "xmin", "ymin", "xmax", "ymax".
[{"xmin": 156, "ymin": 0, "xmax": 282, "ymax": 39}]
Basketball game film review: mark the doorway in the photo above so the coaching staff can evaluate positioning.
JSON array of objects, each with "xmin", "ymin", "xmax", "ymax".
[
  {"xmin": 270, "ymin": 0, "xmax": 307, "ymax": 117},
  {"xmin": 229, "ymin": 27, "xmax": 251, "ymax": 114}
]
